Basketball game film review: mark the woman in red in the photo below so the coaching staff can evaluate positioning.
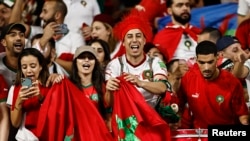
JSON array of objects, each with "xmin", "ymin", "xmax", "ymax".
[
  {"xmin": 70, "ymin": 45, "xmax": 109, "ymax": 123},
  {"xmin": 7, "ymin": 48, "xmax": 62, "ymax": 139}
]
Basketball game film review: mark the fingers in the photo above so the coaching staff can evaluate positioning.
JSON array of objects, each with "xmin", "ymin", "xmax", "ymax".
[
  {"xmin": 46, "ymin": 73, "xmax": 64, "ymax": 87},
  {"xmin": 135, "ymin": 5, "xmax": 145, "ymax": 11},
  {"xmin": 52, "ymin": 74, "xmax": 64, "ymax": 85},
  {"xmin": 19, "ymin": 86, "xmax": 39, "ymax": 100},
  {"xmin": 82, "ymin": 26, "xmax": 91, "ymax": 39},
  {"xmin": 124, "ymin": 73, "xmax": 139, "ymax": 84},
  {"xmin": 106, "ymin": 78, "xmax": 120, "ymax": 91}
]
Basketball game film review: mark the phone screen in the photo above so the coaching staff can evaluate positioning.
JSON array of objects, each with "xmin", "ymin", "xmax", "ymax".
[
  {"xmin": 56, "ymin": 24, "xmax": 68, "ymax": 34},
  {"xmin": 21, "ymin": 78, "xmax": 32, "ymax": 88}
]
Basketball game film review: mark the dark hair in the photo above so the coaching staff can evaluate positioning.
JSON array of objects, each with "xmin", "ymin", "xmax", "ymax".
[
  {"xmin": 70, "ymin": 53, "xmax": 106, "ymax": 117},
  {"xmin": 166, "ymin": 0, "xmax": 174, "ymax": 8},
  {"xmin": 200, "ymin": 27, "xmax": 222, "ymax": 43},
  {"xmin": 166, "ymin": 59, "xmax": 179, "ymax": 73},
  {"xmin": 196, "ymin": 41, "xmax": 217, "ymax": 56},
  {"xmin": 31, "ymin": 33, "xmax": 55, "ymax": 49},
  {"xmin": 88, "ymin": 39, "xmax": 111, "ymax": 68},
  {"xmin": 15, "ymin": 48, "xmax": 50, "ymax": 86},
  {"xmin": 47, "ymin": 0, "xmax": 67, "ymax": 18},
  {"xmin": 0, "ymin": 2, "xmax": 12, "ymax": 8}
]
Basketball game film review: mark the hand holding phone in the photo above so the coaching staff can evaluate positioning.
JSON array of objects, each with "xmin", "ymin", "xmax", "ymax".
[
  {"xmin": 20, "ymin": 78, "xmax": 40, "ymax": 99},
  {"xmin": 55, "ymin": 24, "xmax": 69, "ymax": 34}
]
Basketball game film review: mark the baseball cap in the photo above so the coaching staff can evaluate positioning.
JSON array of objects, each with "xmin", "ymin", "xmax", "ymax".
[
  {"xmin": 73, "ymin": 45, "xmax": 97, "ymax": 59},
  {"xmin": 216, "ymin": 35, "xmax": 240, "ymax": 51},
  {"xmin": 0, "ymin": 0, "xmax": 15, "ymax": 8},
  {"xmin": 0, "ymin": 23, "xmax": 26, "ymax": 39}
]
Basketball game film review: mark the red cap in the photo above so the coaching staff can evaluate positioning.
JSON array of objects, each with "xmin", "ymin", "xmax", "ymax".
[
  {"xmin": 113, "ymin": 10, "xmax": 153, "ymax": 42},
  {"xmin": 93, "ymin": 14, "xmax": 115, "ymax": 27}
]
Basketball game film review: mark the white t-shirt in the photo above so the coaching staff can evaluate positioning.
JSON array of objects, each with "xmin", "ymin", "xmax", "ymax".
[
  {"xmin": 105, "ymin": 55, "xmax": 167, "ymax": 107},
  {"xmin": 63, "ymin": 0, "xmax": 100, "ymax": 33},
  {"xmin": 26, "ymin": 25, "xmax": 43, "ymax": 48},
  {"xmin": 56, "ymin": 30, "xmax": 85, "ymax": 58},
  {"xmin": 237, "ymin": 0, "xmax": 250, "ymax": 16}
]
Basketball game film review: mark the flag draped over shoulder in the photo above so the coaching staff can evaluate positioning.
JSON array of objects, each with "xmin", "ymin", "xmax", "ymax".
[
  {"xmin": 112, "ymin": 76, "xmax": 171, "ymax": 141},
  {"xmin": 158, "ymin": 2, "xmax": 237, "ymax": 35},
  {"xmin": 36, "ymin": 78, "xmax": 113, "ymax": 141}
]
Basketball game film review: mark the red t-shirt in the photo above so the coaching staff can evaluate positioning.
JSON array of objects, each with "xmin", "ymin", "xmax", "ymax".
[
  {"xmin": 0, "ymin": 75, "xmax": 8, "ymax": 102},
  {"xmin": 81, "ymin": 84, "xmax": 101, "ymax": 110},
  {"xmin": 179, "ymin": 64, "xmax": 249, "ymax": 128},
  {"xmin": 12, "ymin": 85, "xmax": 50, "ymax": 135},
  {"xmin": 235, "ymin": 18, "xmax": 250, "ymax": 50}
]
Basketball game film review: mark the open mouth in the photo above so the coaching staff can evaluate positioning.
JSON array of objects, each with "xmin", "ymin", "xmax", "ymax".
[
  {"xmin": 131, "ymin": 45, "xmax": 139, "ymax": 50},
  {"xmin": 13, "ymin": 42, "xmax": 23, "ymax": 49},
  {"xmin": 82, "ymin": 64, "xmax": 90, "ymax": 69}
]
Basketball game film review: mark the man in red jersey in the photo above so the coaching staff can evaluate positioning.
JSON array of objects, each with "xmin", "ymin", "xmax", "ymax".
[{"xmin": 178, "ymin": 41, "xmax": 249, "ymax": 129}]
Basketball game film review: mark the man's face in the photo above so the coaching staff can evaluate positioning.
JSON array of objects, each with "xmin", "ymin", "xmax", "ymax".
[
  {"xmin": 196, "ymin": 54, "xmax": 217, "ymax": 80},
  {"xmin": 0, "ymin": 4, "xmax": 12, "ymax": 28},
  {"xmin": 222, "ymin": 43, "xmax": 242, "ymax": 61},
  {"xmin": 147, "ymin": 47, "xmax": 165, "ymax": 61},
  {"xmin": 40, "ymin": 1, "xmax": 57, "ymax": 27},
  {"xmin": 168, "ymin": 0, "xmax": 191, "ymax": 25},
  {"xmin": 1, "ymin": 28, "xmax": 25, "ymax": 56},
  {"xmin": 123, "ymin": 29, "xmax": 146, "ymax": 58}
]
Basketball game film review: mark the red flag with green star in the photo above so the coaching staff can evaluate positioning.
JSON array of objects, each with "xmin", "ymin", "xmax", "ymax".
[
  {"xmin": 111, "ymin": 76, "xmax": 171, "ymax": 141},
  {"xmin": 36, "ymin": 78, "xmax": 113, "ymax": 141}
]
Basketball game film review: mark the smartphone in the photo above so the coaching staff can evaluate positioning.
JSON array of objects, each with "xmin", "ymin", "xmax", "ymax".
[
  {"xmin": 21, "ymin": 77, "xmax": 32, "ymax": 88},
  {"xmin": 56, "ymin": 24, "xmax": 69, "ymax": 34}
]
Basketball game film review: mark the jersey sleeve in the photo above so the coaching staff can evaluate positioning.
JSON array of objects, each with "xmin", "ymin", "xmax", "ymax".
[
  {"xmin": 6, "ymin": 85, "xmax": 14, "ymax": 106},
  {"xmin": 105, "ymin": 58, "xmax": 121, "ymax": 81},
  {"xmin": 152, "ymin": 57, "xmax": 167, "ymax": 79}
]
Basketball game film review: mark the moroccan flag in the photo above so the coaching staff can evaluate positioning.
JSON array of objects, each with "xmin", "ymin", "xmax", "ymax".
[
  {"xmin": 111, "ymin": 76, "xmax": 171, "ymax": 141},
  {"xmin": 158, "ymin": 2, "xmax": 237, "ymax": 36},
  {"xmin": 36, "ymin": 78, "xmax": 113, "ymax": 141}
]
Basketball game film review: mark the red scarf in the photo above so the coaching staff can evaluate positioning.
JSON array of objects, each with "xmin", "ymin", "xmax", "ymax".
[{"xmin": 153, "ymin": 23, "xmax": 201, "ymax": 62}]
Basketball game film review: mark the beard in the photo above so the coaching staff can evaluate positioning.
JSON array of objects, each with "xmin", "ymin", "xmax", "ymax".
[
  {"xmin": 172, "ymin": 12, "xmax": 191, "ymax": 25},
  {"xmin": 42, "ymin": 16, "xmax": 56, "ymax": 28}
]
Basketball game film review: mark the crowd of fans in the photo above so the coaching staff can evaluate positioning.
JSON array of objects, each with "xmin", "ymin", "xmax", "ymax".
[{"xmin": 0, "ymin": 0, "xmax": 249, "ymax": 141}]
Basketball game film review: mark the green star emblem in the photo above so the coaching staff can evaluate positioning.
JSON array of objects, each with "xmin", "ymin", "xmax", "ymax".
[
  {"xmin": 115, "ymin": 114, "xmax": 140, "ymax": 141},
  {"xmin": 90, "ymin": 94, "xmax": 99, "ymax": 101}
]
